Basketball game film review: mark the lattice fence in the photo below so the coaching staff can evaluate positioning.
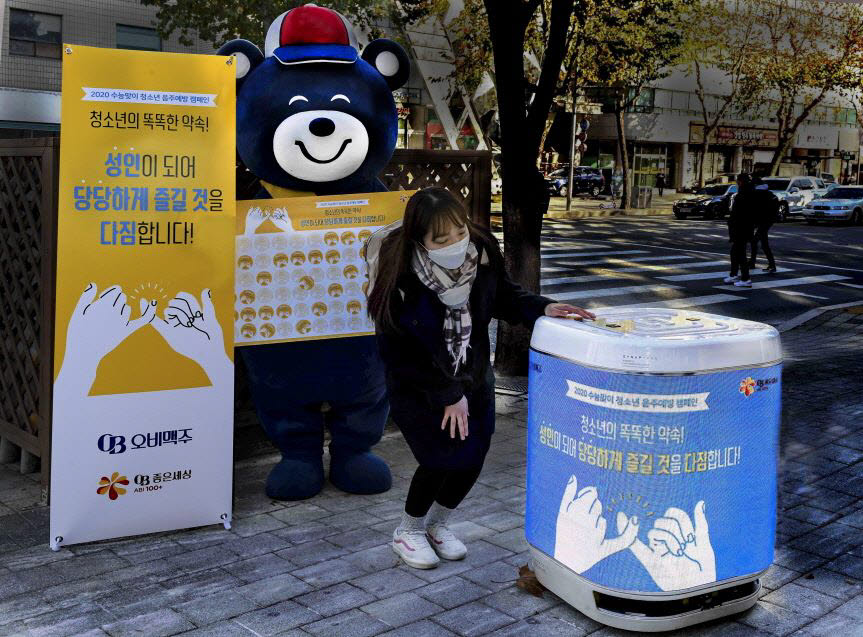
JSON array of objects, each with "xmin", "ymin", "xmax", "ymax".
[
  {"xmin": 381, "ymin": 149, "xmax": 492, "ymax": 227},
  {"xmin": 0, "ymin": 138, "xmax": 58, "ymax": 482}
]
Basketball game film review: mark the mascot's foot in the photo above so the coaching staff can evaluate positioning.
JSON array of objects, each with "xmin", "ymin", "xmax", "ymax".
[
  {"xmin": 330, "ymin": 451, "xmax": 392, "ymax": 495},
  {"xmin": 266, "ymin": 456, "xmax": 324, "ymax": 501}
]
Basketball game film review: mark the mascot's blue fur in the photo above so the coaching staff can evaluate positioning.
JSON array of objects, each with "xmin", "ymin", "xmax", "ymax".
[{"xmin": 219, "ymin": 9, "xmax": 410, "ymax": 500}]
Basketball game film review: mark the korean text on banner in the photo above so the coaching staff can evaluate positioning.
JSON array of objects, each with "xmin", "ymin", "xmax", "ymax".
[
  {"xmin": 50, "ymin": 45, "xmax": 236, "ymax": 550},
  {"xmin": 234, "ymin": 191, "xmax": 413, "ymax": 346}
]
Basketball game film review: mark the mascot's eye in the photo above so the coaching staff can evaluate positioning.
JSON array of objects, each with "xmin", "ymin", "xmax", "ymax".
[
  {"xmin": 289, "ymin": 95, "xmax": 309, "ymax": 105},
  {"xmin": 330, "ymin": 94, "xmax": 350, "ymax": 103}
]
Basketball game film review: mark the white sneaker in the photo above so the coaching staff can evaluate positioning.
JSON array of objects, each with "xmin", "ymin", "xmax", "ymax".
[
  {"xmin": 723, "ymin": 275, "xmax": 740, "ymax": 284},
  {"xmin": 734, "ymin": 279, "xmax": 752, "ymax": 287},
  {"xmin": 426, "ymin": 524, "xmax": 467, "ymax": 561},
  {"xmin": 393, "ymin": 527, "xmax": 439, "ymax": 569}
]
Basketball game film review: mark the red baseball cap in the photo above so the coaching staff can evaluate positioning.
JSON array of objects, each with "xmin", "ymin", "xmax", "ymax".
[{"xmin": 264, "ymin": 4, "xmax": 359, "ymax": 65}]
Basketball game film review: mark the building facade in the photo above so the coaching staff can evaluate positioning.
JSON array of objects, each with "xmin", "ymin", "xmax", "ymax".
[
  {"xmin": 580, "ymin": 71, "xmax": 861, "ymax": 191},
  {"xmin": 0, "ymin": 0, "xmax": 217, "ymax": 138}
]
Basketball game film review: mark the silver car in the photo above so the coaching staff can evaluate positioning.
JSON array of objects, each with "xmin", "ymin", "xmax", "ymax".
[
  {"xmin": 760, "ymin": 176, "xmax": 824, "ymax": 221},
  {"xmin": 803, "ymin": 186, "xmax": 863, "ymax": 224}
]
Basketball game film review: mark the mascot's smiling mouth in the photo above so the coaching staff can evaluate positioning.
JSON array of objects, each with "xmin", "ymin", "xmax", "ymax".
[{"xmin": 295, "ymin": 139, "xmax": 352, "ymax": 164}]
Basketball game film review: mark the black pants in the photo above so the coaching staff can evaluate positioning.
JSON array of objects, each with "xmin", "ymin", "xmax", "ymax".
[
  {"xmin": 405, "ymin": 463, "xmax": 483, "ymax": 517},
  {"xmin": 730, "ymin": 239, "xmax": 750, "ymax": 280},
  {"xmin": 750, "ymin": 224, "xmax": 775, "ymax": 269}
]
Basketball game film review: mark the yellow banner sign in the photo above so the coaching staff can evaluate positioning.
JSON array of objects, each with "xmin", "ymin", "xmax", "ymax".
[
  {"xmin": 51, "ymin": 44, "xmax": 235, "ymax": 550},
  {"xmin": 235, "ymin": 191, "xmax": 414, "ymax": 346}
]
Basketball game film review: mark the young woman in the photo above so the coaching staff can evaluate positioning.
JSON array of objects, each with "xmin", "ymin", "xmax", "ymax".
[{"xmin": 367, "ymin": 187, "xmax": 595, "ymax": 569}]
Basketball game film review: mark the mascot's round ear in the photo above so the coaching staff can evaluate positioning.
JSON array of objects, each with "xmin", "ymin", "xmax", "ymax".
[
  {"xmin": 361, "ymin": 39, "xmax": 410, "ymax": 90},
  {"xmin": 217, "ymin": 39, "xmax": 264, "ymax": 85}
]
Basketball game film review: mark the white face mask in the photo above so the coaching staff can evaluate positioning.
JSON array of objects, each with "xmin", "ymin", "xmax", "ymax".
[{"xmin": 426, "ymin": 234, "xmax": 470, "ymax": 269}]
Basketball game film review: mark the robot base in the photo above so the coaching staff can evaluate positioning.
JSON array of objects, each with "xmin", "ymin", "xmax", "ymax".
[{"xmin": 530, "ymin": 547, "xmax": 761, "ymax": 633}]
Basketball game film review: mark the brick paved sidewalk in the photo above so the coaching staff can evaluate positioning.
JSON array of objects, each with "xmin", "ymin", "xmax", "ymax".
[{"xmin": 1, "ymin": 307, "xmax": 862, "ymax": 636}]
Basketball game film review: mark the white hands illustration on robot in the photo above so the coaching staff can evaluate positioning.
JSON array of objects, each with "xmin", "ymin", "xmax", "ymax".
[
  {"xmin": 554, "ymin": 474, "xmax": 716, "ymax": 591},
  {"xmin": 55, "ymin": 284, "xmax": 231, "ymax": 397},
  {"xmin": 554, "ymin": 474, "xmax": 640, "ymax": 574},
  {"xmin": 616, "ymin": 500, "xmax": 716, "ymax": 591}
]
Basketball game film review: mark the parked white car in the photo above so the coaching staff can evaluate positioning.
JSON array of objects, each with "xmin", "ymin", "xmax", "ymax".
[
  {"xmin": 802, "ymin": 186, "xmax": 863, "ymax": 225},
  {"xmin": 760, "ymin": 176, "xmax": 825, "ymax": 221}
]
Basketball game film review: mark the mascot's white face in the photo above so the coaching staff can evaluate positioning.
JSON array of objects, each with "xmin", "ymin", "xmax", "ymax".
[{"xmin": 272, "ymin": 95, "xmax": 370, "ymax": 183}]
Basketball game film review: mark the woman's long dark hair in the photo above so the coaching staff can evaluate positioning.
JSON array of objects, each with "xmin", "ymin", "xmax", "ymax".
[{"xmin": 367, "ymin": 187, "xmax": 499, "ymax": 333}]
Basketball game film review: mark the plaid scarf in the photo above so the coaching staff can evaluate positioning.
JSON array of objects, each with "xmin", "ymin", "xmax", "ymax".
[{"xmin": 412, "ymin": 240, "xmax": 480, "ymax": 373}]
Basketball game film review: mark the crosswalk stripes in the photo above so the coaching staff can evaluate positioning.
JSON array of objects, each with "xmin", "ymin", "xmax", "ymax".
[
  {"xmin": 541, "ymin": 261, "xmax": 729, "ymax": 287},
  {"xmin": 713, "ymin": 274, "xmax": 850, "ymax": 291},
  {"xmin": 494, "ymin": 235, "xmax": 856, "ymax": 311},
  {"xmin": 542, "ymin": 256, "xmax": 692, "ymax": 272},
  {"xmin": 550, "ymin": 283, "xmax": 682, "ymax": 302},
  {"xmin": 541, "ymin": 250, "xmax": 649, "ymax": 259},
  {"xmin": 660, "ymin": 267, "xmax": 794, "ymax": 281},
  {"xmin": 592, "ymin": 294, "xmax": 746, "ymax": 311}
]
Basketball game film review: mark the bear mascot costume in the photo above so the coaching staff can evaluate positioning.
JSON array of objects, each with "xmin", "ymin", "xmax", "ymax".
[{"xmin": 218, "ymin": 4, "xmax": 410, "ymax": 500}]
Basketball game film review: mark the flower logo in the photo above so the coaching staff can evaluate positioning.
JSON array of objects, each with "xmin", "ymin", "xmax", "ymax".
[
  {"xmin": 739, "ymin": 377, "xmax": 756, "ymax": 397},
  {"xmin": 97, "ymin": 472, "xmax": 129, "ymax": 500}
]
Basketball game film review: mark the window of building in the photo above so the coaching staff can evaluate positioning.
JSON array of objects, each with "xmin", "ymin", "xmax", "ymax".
[
  {"xmin": 117, "ymin": 25, "xmax": 161, "ymax": 51},
  {"xmin": 9, "ymin": 9, "xmax": 62, "ymax": 59},
  {"xmin": 628, "ymin": 87, "xmax": 655, "ymax": 114}
]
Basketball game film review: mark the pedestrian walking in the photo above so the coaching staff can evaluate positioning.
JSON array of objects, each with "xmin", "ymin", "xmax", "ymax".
[
  {"xmin": 367, "ymin": 187, "xmax": 594, "ymax": 569},
  {"xmin": 749, "ymin": 177, "xmax": 778, "ymax": 274},
  {"xmin": 724, "ymin": 173, "xmax": 757, "ymax": 288},
  {"xmin": 611, "ymin": 170, "xmax": 623, "ymax": 199},
  {"xmin": 656, "ymin": 172, "xmax": 666, "ymax": 197}
]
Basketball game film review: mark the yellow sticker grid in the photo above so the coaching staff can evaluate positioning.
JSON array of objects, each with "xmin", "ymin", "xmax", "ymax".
[{"xmin": 234, "ymin": 191, "xmax": 413, "ymax": 345}]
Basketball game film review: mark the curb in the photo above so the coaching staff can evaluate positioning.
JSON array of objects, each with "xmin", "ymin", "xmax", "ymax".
[
  {"xmin": 777, "ymin": 301, "xmax": 863, "ymax": 333},
  {"xmin": 490, "ymin": 208, "xmax": 673, "ymax": 226},
  {"xmin": 546, "ymin": 208, "xmax": 673, "ymax": 220}
]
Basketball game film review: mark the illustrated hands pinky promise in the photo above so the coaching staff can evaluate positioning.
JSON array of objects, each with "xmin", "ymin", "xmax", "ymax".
[
  {"xmin": 617, "ymin": 500, "xmax": 716, "ymax": 591},
  {"xmin": 553, "ymin": 474, "xmax": 639, "ymax": 574}
]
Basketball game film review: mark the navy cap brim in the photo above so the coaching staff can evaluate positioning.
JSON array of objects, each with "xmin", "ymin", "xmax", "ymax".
[{"xmin": 272, "ymin": 44, "xmax": 357, "ymax": 65}]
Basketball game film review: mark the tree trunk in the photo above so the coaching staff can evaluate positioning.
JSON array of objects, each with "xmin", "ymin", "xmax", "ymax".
[
  {"xmin": 494, "ymin": 169, "xmax": 547, "ymax": 375},
  {"xmin": 537, "ymin": 114, "xmax": 555, "ymax": 170},
  {"xmin": 485, "ymin": 0, "xmax": 570, "ymax": 376},
  {"xmin": 616, "ymin": 105, "xmax": 630, "ymax": 209},
  {"xmin": 768, "ymin": 133, "xmax": 794, "ymax": 176},
  {"xmin": 698, "ymin": 138, "xmax": 710, "ymax": 188}
]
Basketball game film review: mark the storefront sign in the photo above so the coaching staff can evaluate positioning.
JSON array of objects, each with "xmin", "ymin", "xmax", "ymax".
[
  {"xmin": 234, "ymin": 191, "xmax": 413, "ymax": 346},
  {"xmin": 689, "ymin": 123, "xmax": 778, "ymax": 148},
  {"xmin": 526, "ymin": 352, "xmax": 780, "ymax": 593},
  {"xmin": 838, "ymin": 128, "xmax": 858, "ymax": 153},
  {"xmin": 795, "ymin": 125, "xmax": 839, "ymax": 150},
  {"xmin": 50, "ymin": 45, "xmax": 236, "ymax": 549}
]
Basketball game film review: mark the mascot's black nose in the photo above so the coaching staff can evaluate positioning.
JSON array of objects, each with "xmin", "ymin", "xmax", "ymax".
[{"xmin": 309, "ymin": 117, "xmax": 335, "ymax": 137}]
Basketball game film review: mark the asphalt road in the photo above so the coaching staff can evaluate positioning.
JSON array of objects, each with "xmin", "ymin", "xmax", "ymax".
[{"xmin": 499, "ymin": 214, "xmax": 863, "ymax": 327}]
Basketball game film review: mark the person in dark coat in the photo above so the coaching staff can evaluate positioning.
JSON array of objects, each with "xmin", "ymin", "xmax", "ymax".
[
  {"xmin": 724, "ymin": 173, "xmax": 757, "ymax": 287},
  {"xmin": 656, "ymin": 172, "xmax": 666, "ymax": 197},
  {"xmin": 367, "ymin": 187, "xmax": 594, "ymax": 569},
  {"xmin": 748, "ymin": 177, "xmax": 779, "ymax": 274}
]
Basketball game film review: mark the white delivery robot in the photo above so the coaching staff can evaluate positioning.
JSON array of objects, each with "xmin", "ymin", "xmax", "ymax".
[{"xmin": 526, "ymin": 308, "xmax": 782, "ymax": 632}]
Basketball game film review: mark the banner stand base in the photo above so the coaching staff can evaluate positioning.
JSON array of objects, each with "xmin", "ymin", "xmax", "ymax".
[
  {"xmin": 50, "ymin": 536, "xmax": 62, "ymax": 552},
  {"xmin": 221, "ymin": 513, "xmax": 232, "ymax": 530}
]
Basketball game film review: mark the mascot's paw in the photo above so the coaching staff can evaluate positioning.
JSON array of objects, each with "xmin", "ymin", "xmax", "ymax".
[
  {"xmin": 266, "ymin": 456, "xmax": 325, "ymax": 501},
  {"xmin": 330, "ymin": 451, "xmax": 392, "ymax": 495}
]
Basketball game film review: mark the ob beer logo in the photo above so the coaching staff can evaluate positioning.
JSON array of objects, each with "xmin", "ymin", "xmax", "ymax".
[{"xmin": 739, "ymin": 377, "xmax": 756, "ymax": 397}]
